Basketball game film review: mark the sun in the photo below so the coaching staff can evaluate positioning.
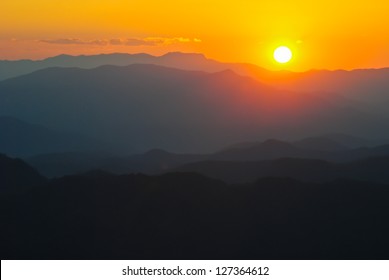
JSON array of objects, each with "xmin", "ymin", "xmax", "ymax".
[{"xmin": 273, "ymin": 46, "xmax": 292, "ymax": 64}]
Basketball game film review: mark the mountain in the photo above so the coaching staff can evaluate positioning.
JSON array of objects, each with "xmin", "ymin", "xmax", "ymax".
[
  {"xmin": 3, "ymin": 53, "xmax": 389, "ymax": 108},
  {"xmin": 0, "ymin": 53, "xmax": 154, "ymax": 81},
  {"xmin": 2, "ymin": 53, "xmax": 388, "ymax": 108},
  {"xmin": 174, "ymin": 158, "xmax": 337, "ymax": 183},
  {"xmin": 213, "ymin": 139, "xmax": 308, "ymax": 160},
  {"xmin": 0, "ymin": 52, "xmax": 267, "ymax": 81},
  {"xmin": 26, "ymin": 136, "xmax": 389, "ymax": 178},
  {"xmin": 0, "ymin": 116, "xmax": 106, "ymax": 157},
  {"xmin": 310, "ymin": 133, "xmax": 372, "ymax": 148},
  {"xmin": 293, "ymin": 137, "xmax": 349, "ymax": 151},
  {"xmin": 0, "ymin": 154, "xmax": 47, "ymax": 193},
  {"xmin": 212, "ymin": 138, "xmax": 389, "ymax": 162},
  {"xmin": 25, "ymin": 152, "xmax": 117, "ymax": 178},
  {"xmin": 3, "ymin": 52, "xmax": 389, "ymax": 120},
  {"xmin": 174, "ymin": 156, "xmax": 389, "ymax": 183},
  {"xmin": 212, "ymin": 138, "xmax": 354, "ymax": 161},
  {"xmin": 1, "ymin": 172, "xmax": 389, "ymax": 259},
  {"xmin": 267, "ymin": 68, "xmax": 389, "ymax": 101},
  {"xmin": 261, "ymin": 68, "xmax": 389, "ymax": 125},
  {"xmin": 26, "ymin": 150, "xmax": 207, "ymax": 178},
  {"xmin": 111, "ymin": 149, "xmax": 207, "ymax": 174},
  {"xmin": 0, "ymin": 64, "xmax": 379, "ymax": 154}
]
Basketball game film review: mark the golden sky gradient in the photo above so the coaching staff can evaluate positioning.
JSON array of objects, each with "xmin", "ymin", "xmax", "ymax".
[{"xmin": 1, "ymin": 0, "xmax": 389, "ymax": 71}]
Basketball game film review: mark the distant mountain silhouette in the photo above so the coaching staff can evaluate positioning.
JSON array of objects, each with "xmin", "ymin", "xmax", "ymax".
[
  {"xmin": 3, "ymin": 52, "xmax": 389, "ymax": 122},
  {"xmin": 212, "ymin": 138, "xmax": 389, "ymax": 162},
  {"xmin": 0, "ymin": 53, "xmax": 155, "ymax": 81},
  {"xmin": 0, "ymin": 154, "xmax": 46, "ymax": 193},
  {"xmin": 268, "ymin": 68, "xmax": 389, "ymax": 102},
  {"xmin": 1, "ymin": 172, "xmax": 389, "ymax": 259},
  {"xmin": 3, "ymin": 52, "xmax": 389, "ymax": 117},
  {"xmin": 310, "ymin": 133, "xmax": 372, "ymax": 148},
  {"xmin": 293, "ymin": 137, "xmax": 349, "ymax": 151},
  {"xmin": 3, "ymin": 52, "xmax": 389, "ymax": 121},
  {"xmin": 0, "ymin": 116, "xmax": 106, "ymax": 157},
  {"xmin": 174, "ymin": 156, "xmax": 389, "ymax": 183},
  {"xmin": 25, "ymin": 137, "xmax": 389, "ymax": 178},
  {"xmin": 24, "ymin": 139, "xmax": 329, "ymax": 177},
  {"xmin": 212, "ymin": 138, "xmax": 364, "ymax": 162},
  {"xmin": 213, "ymin": 139, "xmax": 310, "ymax": 161},
  {"xmin": 26, "ymin": 150, "xmax": 207, "ymax": 178},
  {"xmin": 0, "ymin": 52, "xmax": 267, "ymax": 81},
  {"xmin": 25, "ymin": 152, "xmax": 117, "ymax": 178},
  {"xmin": 0, "ymin": 64, "xmax": 381, "ymax": 154},
  {"xmin": 114, "ymin": 149, "xmax": 207, "ymax": 174}
]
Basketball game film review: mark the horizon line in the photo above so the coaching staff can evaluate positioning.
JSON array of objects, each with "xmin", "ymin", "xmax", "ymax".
[{"xmin": 1, "ymin": 51, "xmax": 389, "ymax": 73}]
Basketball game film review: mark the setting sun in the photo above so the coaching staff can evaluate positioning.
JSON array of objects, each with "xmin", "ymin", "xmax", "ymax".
[{"xmin": 274, "ymin": 46, "xmax": 293, "ymax": 64}]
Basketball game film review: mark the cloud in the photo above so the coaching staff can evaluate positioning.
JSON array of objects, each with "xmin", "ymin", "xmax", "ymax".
[
  {"xmin": 109, "ymin": 37, "xmax": 201, "ymax": 46},
  {"xmin": 125, "ymin": 38, "xmax": 162, "ymax": 46},
  {"xmin": 108, "ymin": 38, "xmax": 162, "ymax": 46},
  {"xmin": 109, "ymin": 39, "xmax": 124, "ymax": 45},
  {"xmin": 40, "ymin": 38, "xmax": 109, "ymax": 45},
  {"xmin": 40, "ymin": 37, "xmax": 202, "ymax": 46},
  {"xmin": 153, "ymin": 37, "xmax": 201, "ymax": 45}
]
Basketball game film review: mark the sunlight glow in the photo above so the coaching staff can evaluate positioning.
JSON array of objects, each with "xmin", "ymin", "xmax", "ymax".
[{"xmin": 273, "ymin": 46, "xmax": 292, "ymax": 64}]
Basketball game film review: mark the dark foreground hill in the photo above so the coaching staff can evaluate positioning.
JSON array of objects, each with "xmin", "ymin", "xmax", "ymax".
[
  {"xmin": 0, "ymin": 154, "xmax": 47, "ymax": 193},
  {"xmin": 1, "ymin": 171, "xmax": 389, "ymax": 259}
]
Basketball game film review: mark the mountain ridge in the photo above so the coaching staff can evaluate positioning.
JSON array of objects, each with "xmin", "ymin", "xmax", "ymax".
[
  {"xmin": 2, "ymin": 168, "xmax": 389, "ymax": 259},
  {"xmin": 2, "ymin": 64, "xmax": 368, "ymax": 154}
]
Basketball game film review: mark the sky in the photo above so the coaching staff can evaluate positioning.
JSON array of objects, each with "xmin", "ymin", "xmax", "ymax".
[{"xmin": 1, "ymin": 0, "xmax": 389, "ymax": 71}]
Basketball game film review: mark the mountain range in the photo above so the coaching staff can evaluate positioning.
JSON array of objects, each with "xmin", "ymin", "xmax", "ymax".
[
  {"xmin": 0, "ymin": 52, "xmax": 266, "ymax": 81},
  {"xmin": 2, "ymin": 52, "xmax": 389, "ymax": 260},
  {"xmin": 1, "ymin": 154, "xmax": 389, "ymax": 259},
  {"xmin": 23, "ymin": 136, "xmax": 389, "ymax": 178},
  {"xmin": 0, "ymin": 116, "xmax": 105, "ymax": 157},
  {"xmin": 3, "ymin": 52, "xmax": 389, "ymax": 112},
  {"xmin": 1, "ymin": 62, "xmax": 387, "ymax": 154}
]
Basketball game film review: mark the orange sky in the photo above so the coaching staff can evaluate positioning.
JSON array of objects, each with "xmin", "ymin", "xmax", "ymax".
[{"xmin": 1, "ymin": 0, "xmax": 389, "ymax": 71}]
